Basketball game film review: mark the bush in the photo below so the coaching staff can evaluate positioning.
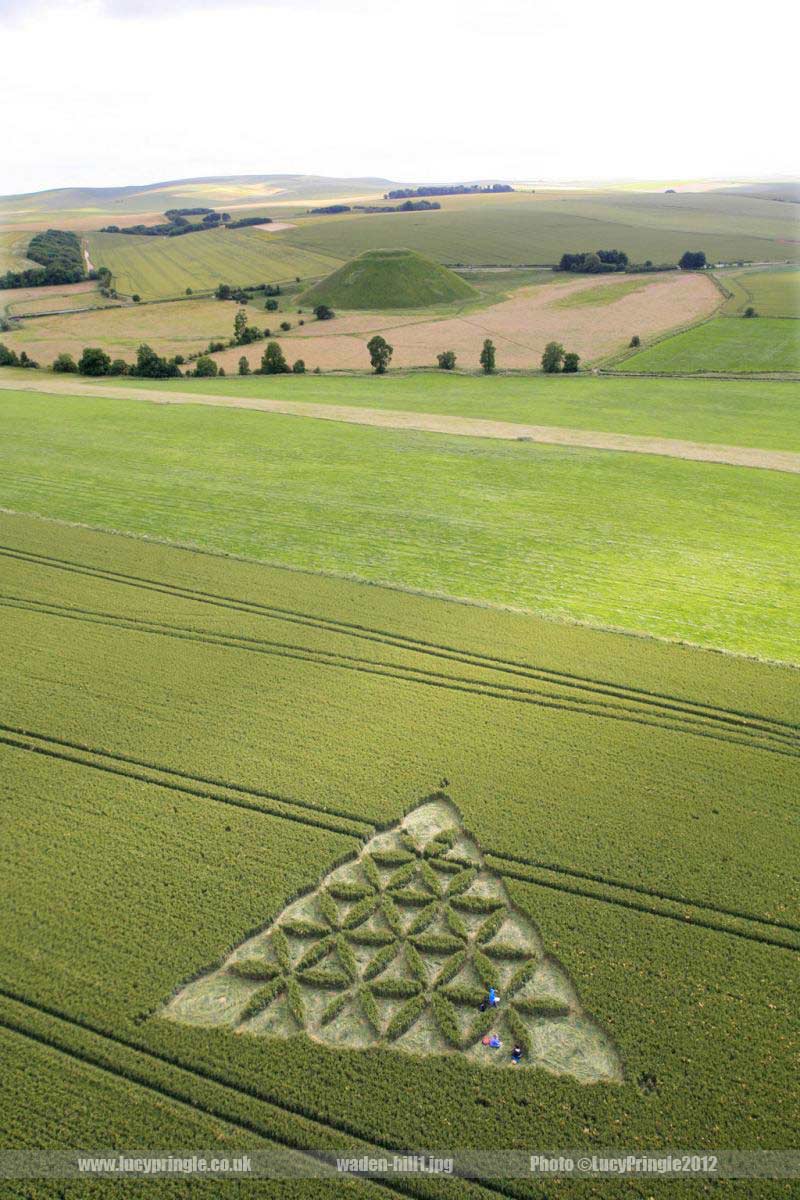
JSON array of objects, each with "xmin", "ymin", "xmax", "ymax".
[
  {"xmin": 194, "ymin": 356, "xmax": 218, "ymax": 377},
  {"xmin": 562, "ymin": 352, "xmax": 580, "ymax": 373},
  {"xmin": 280, "ymin": 321, "xmax": 291, "ymax": 332},
  {"xmin": 78, "ymin": 347, "xmax": 112, "ymax": 376},
  {"xmin": 19, "ymin": 351, "xmax": 39, "ymax": 369},
  {"xmin": 630, "ymin": 335, "xmax": 641, "ymax": 347},
  {"xmin": 541, "ymin": 341, "xmax": 564, "ymax": 373},
  {"xmin": 261, "ymin": 341, "xmax": 289, "ymax": 374},
  {"xmin": 679, "ymin": 250, "xmax": 707, "ymax": 270},
  {"xmin": 314, "ymin": 304, "xmax": 335, "ymax": 321},
  {"xmin": 292, "ymin": 359, "xmax": 306, "ymax": 374},
  {"xmin": 436, "ymin": 350, "xmax": 456, "ymax": 370},
  {"xmin": 479, "ymin": 339, "xmax": 496, "ymax": 374},
  {"xmin": 109, "ymin": 359, "xmax": 129, "ymax": 376},
  {"xmin": 744, "ymin": 306, "xmax": 758, "ymax": 318},
  {"xmin": 265, "ymin": 299, "xmax": 279, "ymax": 312},
  {"xmin": 185, "ymin": 287, "xmax": 193, "ymax": 296},
  {"xmin": 132, "ymin": 294, "xmax": 141, "ymax": 303},
  {"xmin": 52, "ymin": 352, "xmax": 78, "ymax": 373},
  {"xmin": 0, "ymin": 344, "xmax": 19, "ymax": 367},
  {"xmin": 238, "ymin": 356, "xmax": 251, "ymax": 376}
]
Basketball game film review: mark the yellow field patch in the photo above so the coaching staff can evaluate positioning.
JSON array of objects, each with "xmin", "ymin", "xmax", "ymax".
[{"xmin": 1, "ymin": 296, "xmax": 266, "ymax": 366}]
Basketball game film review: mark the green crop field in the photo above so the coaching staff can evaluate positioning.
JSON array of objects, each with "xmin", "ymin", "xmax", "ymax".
[
  {"xmin": 0, "ymin": 385, "xmax": 797, "ymax": 663},
  {"xmin": 86, "ymin": 227, "xmax": 343, "ymax": 300},
  {"xmin": 0, "ymin": 509, "xmax": 797, "ymax": 1199},
  {"xmin": 2, "ymin": 175, "xmax": 798, "ymax": 1199},
  {"xmin": 284, "ymin": 190, "xmax": 800, "ymax": 268},
  {"xmin": 619, "ymin": 317, "xmax": 800, "ymax": 374},
  {"xmin": 718, "ymin": 265, "xmax": 800, "ymax": 317},
  {"xmin": 96, "ymin": 369, "xmax": 800, "ymax": 452}
]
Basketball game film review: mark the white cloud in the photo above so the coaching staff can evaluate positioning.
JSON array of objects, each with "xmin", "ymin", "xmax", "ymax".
[{"xmin": 1, "ymin": 0, "xmax": 796, "ymax": 195}]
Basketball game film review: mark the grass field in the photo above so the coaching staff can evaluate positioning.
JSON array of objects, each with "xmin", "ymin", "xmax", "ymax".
[
  {"xmin": 95, "ymin": 370, "xmax": 800, "ymax": 453},
  {"xmin": 0, "ymin": 279, "xmax": 109, "ymax": 319},
  {"xmin": 1, "ymin": 296, "xmax": 270, "ymax": 365},
  {"xmin": 0, "ymin": 509, "xmax": 797, "ymax": 1196},
  {"xmin": 619, "ymin": 317, "xmax": 800, "ymax": 374},
  {"xmin": 553, "ymin": 276, "xmax": 667, "ymax": 308},
  {"xmin": 718, "ymin": 264, "xmax": 800, "ymax": 317},
  {"xmin": 284, "ymin": 190, "xmax": 800, "ymax": 267},
  {"xmin": 86, "ymin": 227, "xmax": 343, "ymax": 300},
  {"xmin": 0, "ymin": 385, "xmax": 797, "ymax": 662}
]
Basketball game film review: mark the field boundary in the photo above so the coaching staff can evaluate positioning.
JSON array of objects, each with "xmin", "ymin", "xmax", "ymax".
[{"xmin": 2, "ymin": 377, "xmax": 799, "ymax": 472}]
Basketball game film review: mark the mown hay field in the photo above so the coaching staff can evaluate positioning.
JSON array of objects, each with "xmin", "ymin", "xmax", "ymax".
[
  {"xmin": 110, "ymin": 370, "xmax": 800, "ymax": 452},
  {"xmin": 86, "ymin": 227, "xmax": 343, "ymax": 299},
  {"xmin": 619, "ymin": 317, "xmax": 800, "ymax": 374},
  {"xmin": 0, "ymin": 386, "xmax": 797, "ymax": 662},
  {"xmin": 1, "ymin": 296, "xmax": 268, "ymax": 365},
  {"xmin": 218, "ymin": 271, "xmax": 719, "ymax": 373},
  {"xmin": 0, "ymin": 512, "xmax": 797, "ymax": 1193},
  {"xmin": 284, "ymin": 189, "xmax": 800, "ymax": 267}
]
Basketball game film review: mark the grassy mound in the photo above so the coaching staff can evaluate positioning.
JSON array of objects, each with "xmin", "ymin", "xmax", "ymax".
[{"xmin": 301, "ymin": 248, "xmax": 477, "ymax": 310}]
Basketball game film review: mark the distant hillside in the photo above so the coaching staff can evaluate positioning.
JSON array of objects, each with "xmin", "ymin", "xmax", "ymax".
[
  {"xmin": 300, "ymin": 248, "xmax": 478, "ymax": 310},
  {"xmin": 0, "ymin": 175, "xmax": 399, "ymax": 218}
]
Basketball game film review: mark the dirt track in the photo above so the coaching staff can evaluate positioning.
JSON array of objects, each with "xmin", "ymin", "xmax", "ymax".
[{"xmin": 2, "ymin": 375, "xmax": 797, "ymax": 474}]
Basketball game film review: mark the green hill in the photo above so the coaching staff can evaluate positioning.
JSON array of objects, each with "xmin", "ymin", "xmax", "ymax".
[{"xmin": 300, "ymin": 248, "xmax": 478, "ymax": 309}]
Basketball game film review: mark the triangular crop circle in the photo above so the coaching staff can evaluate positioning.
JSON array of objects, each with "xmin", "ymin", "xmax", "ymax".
[{"xmin": 163, "ymin": 798, "xmax": 622, "ymax": 1083}]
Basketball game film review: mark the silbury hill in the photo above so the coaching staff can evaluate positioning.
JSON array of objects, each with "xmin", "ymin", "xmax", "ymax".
[{"xmin": 301, "ymin": 248, "xmax": 477, "ymax": 310}]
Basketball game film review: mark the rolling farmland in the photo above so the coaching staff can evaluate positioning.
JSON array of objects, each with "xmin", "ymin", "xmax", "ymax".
[
  {"xmin": 0, "ymin": 385, "xmax": 797, "ymax": 662},
  {"xmin": 86, "ymin": 227, "xmax": 343, "ymax": 299},
  {"xmin": 0, "ymin": 510, "xmax": 797, "ymax": 1196},
  {"xmin": 1, "ymin": 168, "xmax": 799, "ymax": 1195},
  {"xmin": 283, "ymin": 189, "xmax": 800, "ymax": 267}
]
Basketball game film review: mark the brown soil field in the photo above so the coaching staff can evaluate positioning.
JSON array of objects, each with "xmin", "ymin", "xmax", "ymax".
[
  {"xmin": 1, "ymin": 297, "xmax": 265, "ymax": 366},
  {"xmin": 213, "ymin": 271, "xmax": 719, "ymax": 373},
  {"xmin": 2, "ymin": 375, "xmax": 795, "ymax": 475}
]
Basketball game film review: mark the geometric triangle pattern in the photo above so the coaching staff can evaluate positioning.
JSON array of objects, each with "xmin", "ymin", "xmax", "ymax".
[{"xmin": 163, "ymin": 798, "xmax": 622, "ymax": 1084}]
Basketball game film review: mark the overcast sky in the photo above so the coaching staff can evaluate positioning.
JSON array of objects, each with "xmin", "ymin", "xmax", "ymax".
[{"xmin": 1, "ymin": 0, "xmax": 796, "ymax": 195}]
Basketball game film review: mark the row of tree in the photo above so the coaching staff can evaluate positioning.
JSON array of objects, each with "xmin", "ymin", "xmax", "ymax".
[
  {"xmin": 557, "ymin": 248, "xmax": 708, "ymax": 274},
  {"xmin": 364, "ymin": 338, "xmax": 579, "ymax": 375},
  {"xmin": 384, "ymin": 184, "xmax": 513, "ymax": 199},
  {"xmin": 99, "ymin": 210, "xmax": 272, "ymax": 238}
]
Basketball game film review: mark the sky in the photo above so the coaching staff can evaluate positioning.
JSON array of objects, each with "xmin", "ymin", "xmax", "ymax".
[{"xmin": 1, "ymin": 0, "xmax": 796, "ymax": 195}]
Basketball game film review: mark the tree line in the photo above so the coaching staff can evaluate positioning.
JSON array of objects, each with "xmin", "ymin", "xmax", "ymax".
[
  {"xmin": 384, "ymin": 184, "xmax": 514, "ymax": 199},
  {"xmin": 0, "ymin": 229, "xmax": 87, "ymax": 290},
  {"xmin": 556, "ymin": 248, "xmax": 708, "ymax": 274},
  {"xmin": 99, "ymin": 209, "xmax": 272, "ymax": 238}
]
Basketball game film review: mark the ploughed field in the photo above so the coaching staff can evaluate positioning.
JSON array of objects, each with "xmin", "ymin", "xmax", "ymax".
[{"xmin": 1, "ymin": 511, "xmax": 798, "ymax": 1197}]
